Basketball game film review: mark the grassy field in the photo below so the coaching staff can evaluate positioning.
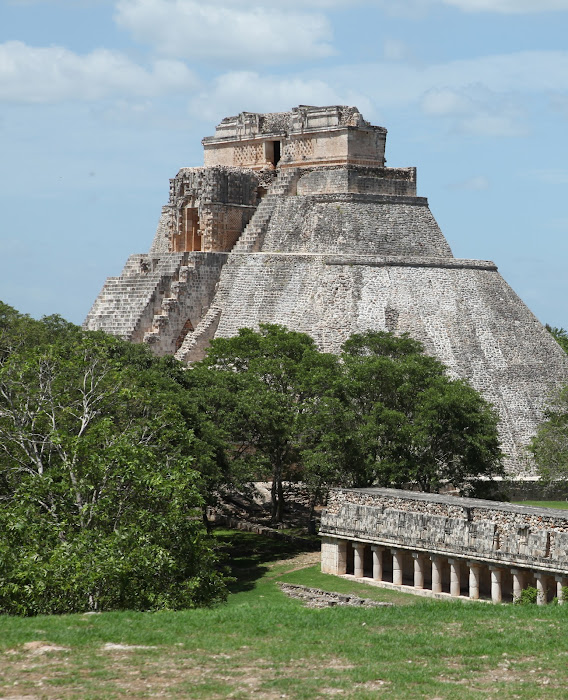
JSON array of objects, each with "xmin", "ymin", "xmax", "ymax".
[
  {"xmin": 1, "ymin": 529, "xmax": 568, "ymax": 699},
  {"xmin": 513, "ymin": 500, "xmax": 568, "ymax": 510}
]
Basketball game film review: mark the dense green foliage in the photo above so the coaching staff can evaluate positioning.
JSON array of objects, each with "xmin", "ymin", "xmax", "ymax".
[
  {"xmin": 191, "ymin": 325, "xmax": 503, "ymax": 519},
  {"xmin": 311, "ymin": 331, "xmax": 504, "ymax": 493},
  {"xmin": 530, "ymin": 384, "xmax": 568, "ymax": 483},
  {"xmin": 0, "ymin": 303, "xmax": 226, "ymax": 615},
  {"xmin": 0, "ymin": 304, "xmax": 504, "ymax": 613},
  {"xmin": 546, "ymin": 324, "xmax": 568, "ymax": 354}
]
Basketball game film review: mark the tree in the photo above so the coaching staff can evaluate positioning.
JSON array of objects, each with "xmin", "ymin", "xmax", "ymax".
[
  {"xmin": 192, "ymin": 324, "xmax": 340, "ymax": 522},
  {"xmin": 0, "ymin": 308, "xmax": 226, "ymax": 615},
  {"xmin": 546, "ymin": 325, "xmax": 568, "ymax": 355},
  {"xmin": 305, "ymin": 331, "xmax": 504, "ymax": 493},
  {"xmin": 193, "ymin": 326, "xmax": 503, "ymax": 516},
  {"xmin": 530, "ymin": 385, "xmax": 568, "ymax": 483}
]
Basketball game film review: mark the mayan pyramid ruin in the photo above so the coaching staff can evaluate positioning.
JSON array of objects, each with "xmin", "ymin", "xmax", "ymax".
[{"xmin": 84, "ymin": 105, "xmax": 568, "ymax": 477}]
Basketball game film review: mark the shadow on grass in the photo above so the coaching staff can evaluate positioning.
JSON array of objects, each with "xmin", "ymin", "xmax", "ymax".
[{"xmin": 213, "ymin": 528, "xmax": 319, "ymax": 594}]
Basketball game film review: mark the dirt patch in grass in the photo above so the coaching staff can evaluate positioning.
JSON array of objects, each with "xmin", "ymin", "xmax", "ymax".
[
  {"xmin": 267, "ymin": 550, "xmax": 321, "ymax": 573},
  {"xmin": 0, "ymin": 640, "xmax": 358, "ymax": 700},
  {"xmin": 438, "ymin": 655, "xmax": 562, "ymax": 694}
]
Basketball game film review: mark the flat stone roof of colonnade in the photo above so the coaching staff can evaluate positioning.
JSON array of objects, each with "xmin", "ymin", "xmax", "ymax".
[{"xmin": 324, "ymin": 486, "xmax": 568, "ymax": 523}]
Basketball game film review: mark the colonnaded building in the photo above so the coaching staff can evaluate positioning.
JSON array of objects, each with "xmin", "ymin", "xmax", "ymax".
[
  {"xmin": 84, "ymin": 105, "xmax": 568, "ymax": 479},
  {"xmin": 320, "ymin": 487, "xmax": 568, "ymax": 604}
]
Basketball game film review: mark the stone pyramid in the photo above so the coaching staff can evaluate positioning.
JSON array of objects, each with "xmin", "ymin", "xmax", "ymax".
[{"xmin": 84, "ymin": 105, "xmax": 568, "ymax": 477}]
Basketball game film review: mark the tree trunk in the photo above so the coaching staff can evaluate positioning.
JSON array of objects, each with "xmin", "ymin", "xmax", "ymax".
[{"xmin": 271, "ymin": 460, "xmax": 285, "ymax": 523}]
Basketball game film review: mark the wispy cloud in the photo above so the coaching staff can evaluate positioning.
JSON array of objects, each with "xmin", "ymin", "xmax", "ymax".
[
  {"xmin": 437, "ymin": 0, "xmax": 568, "ymax": 13},
  {"xmin": 188, "ymin": 71, "xmax": 373, "ymax": 122},
  {"xmin": 114, "ymin": 0, "xmax": 334, "ymax": 65},
  {"xmin": 0, "ymin": 41, "xmax": 197, "ymax": 102},
  {"xmin": 448, "ymin": 175, "xmax": 490, "ymax": 190}
]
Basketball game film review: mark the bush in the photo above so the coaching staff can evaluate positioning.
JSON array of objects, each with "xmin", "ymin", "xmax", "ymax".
[{"xmin": 514, "ymin": 586, "xmax": 538, "ymax": 605}]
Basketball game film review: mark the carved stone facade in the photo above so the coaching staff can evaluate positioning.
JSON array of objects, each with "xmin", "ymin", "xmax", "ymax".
[
  {"xmin": 320, "ymin": 488, "xmax": 568, "ymax": 603},
  {"xmin": 84, "ymin": 105, "xmax": 568, "ymax": 479}
]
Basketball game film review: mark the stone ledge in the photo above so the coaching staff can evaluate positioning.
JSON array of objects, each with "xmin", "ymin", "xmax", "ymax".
[
  {"xmin": 324, "ymin": 255, "xmax": 497, "ymax": 270},
  {"xmin": 336, "ymin": 575, "xmax": 491, "ymax": 603},
  {"xmin": 300, "ymin": 193, "xmax": 428, "ymax": 205}
]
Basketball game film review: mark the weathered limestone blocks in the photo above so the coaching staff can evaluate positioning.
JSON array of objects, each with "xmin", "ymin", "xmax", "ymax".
[
  {"xmin": 149, "ymin": 166, "xmax": 258, "ymax": 255},
  {"xmin": 85, "ymin": 252, "xmax": 227, "ymax": 356},
  {"xmin": 321, "ymin": 488, "xmax": 568, "ymax": 574}
]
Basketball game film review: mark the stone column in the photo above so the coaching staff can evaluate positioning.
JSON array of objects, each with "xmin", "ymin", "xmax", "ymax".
[
  {"xmin": 489, "ymin": 566, "xmax": 502, "ymax": 604},
  {"xmin": 555, "ymin": 576, "xmax": 566, "ymax": 605},
  {"xmin": 467, "ymin": 561, "xmax": 481, "ymax": 600},
  {"xmin": 371, "ymin": 546, "xmax": 384, "ymax": 582},
  {"xmin": 431, "ymin": 555, "xmax": 442, "ymax": 594},
  {"xmin": 535, "ymin": 572, "xmax": 548, "ymax": 606},
  {"xmin": 448, "ymin": 558, "xmax": 461, "ymax": 597},
  {"xmin": 392, "ymin": 549, "xmax": 404, "ymax": 586},
  {"xmin": 337, "ymin": 539, "xmax": 348, "ymax": 575},
  {"xmin": 412, "ymin": 553, "xmax": 425, "ymax": 589},
  {"xmin": 353, "ymin": 543, "xmax": 365, "ymax": 579},
  {"xmin": 511, "ymin": 569, "xmax": 524, "ymax": 602}
]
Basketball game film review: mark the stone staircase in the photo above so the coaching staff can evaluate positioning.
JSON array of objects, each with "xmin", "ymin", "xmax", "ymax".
[
  {"xmin": 175, "ymin": 304, "xmax": 222, "ymax": 364},
  {"xmin": 141, "ymin": 257, "xmax": 195, "ymax": 348},
  {"xmin": 84, "ymin": 253, "xmax": 187, "ymax": 341},
  {"xmin": 231, "ymin": 168, "xmax": 302, "ymax": 253}
]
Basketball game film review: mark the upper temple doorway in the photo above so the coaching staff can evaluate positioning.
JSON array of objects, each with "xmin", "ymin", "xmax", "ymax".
[
  {"xmin": 265, "ymin": 141, "xmax": 281, "ymax": 168},
  {"xmin": 172, "ymin": 207, "xmax": 201, "ymax": 252}
]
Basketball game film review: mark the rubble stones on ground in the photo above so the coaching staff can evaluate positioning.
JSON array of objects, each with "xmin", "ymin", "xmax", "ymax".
[{"xmin": 278, "ymin": 583, "xmax": 393, "ymax": 608}]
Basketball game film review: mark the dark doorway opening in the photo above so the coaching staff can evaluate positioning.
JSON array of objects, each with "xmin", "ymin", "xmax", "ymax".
[{"xmin": 273, "ymin": 141, "xmax": 281, "ymax": 166}]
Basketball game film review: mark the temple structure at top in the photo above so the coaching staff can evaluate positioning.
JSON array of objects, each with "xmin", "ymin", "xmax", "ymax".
[
  {"xmin": 202, "ymin": 106, "xmax": 387, "ymax": 170},
  {"xmin": 84, "ymin": 105, "xmax": 568, "ymax": 484}
]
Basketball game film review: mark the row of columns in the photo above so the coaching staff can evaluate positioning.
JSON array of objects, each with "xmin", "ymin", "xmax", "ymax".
[{"xmin": 350, "ymin": 542, "xmax": 566, "ymax": 605}]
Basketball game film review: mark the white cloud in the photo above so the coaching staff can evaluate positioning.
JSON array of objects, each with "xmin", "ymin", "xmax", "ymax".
[
  {"xmin": 448, "ymin": 175, "xmax": 490, "ymax": 190},
  {"xmin": 420, "ymin": 86, "xmax": 527, "ymax": 136},
  {"xmin": 366, "ymin": 0, "xmax": 568, "ymax": 13},
  {"xmin": 437, "ymin": 0, "xmax": 568, "ymax": 13},
  {"xmin": 320, "ymin": 50, "xmax": 568, "ymax": 136},
  {"xmin": 114, "ymin": 0, "xmax": 334, "ymax": 65},
  {"xmin": 0, "ymin": 41, "xmax": 197, "ymax": 102},
  {"xmin": 383, "ymin": 39, "xmax": 415, "ymax": 63},
  {"xmin": 189, "ymin": 71, "xmax": 373, "ymax": 123}
]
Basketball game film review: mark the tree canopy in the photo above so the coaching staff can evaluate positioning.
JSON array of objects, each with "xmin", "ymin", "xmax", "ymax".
[
  {"xmin": 530, "ymin": 385, "xmax": 568, "ymax": 483},
  {"xmin": 191, "ymin": 325, "xmax": 504, "ymax": 520},
  {"xmin": 306, "ymin": 330, "xmax": 504, "ymax": 494},
  {"xmin": 0, "ymin": 303, "xmax": 226, "ymax": 615},
  {"xmin": 0, "ymin": 303, "xmax": 506, "ymax": 613},
  {"xmin": 546, "ymin": 325, "xmax": 568, "ymax": 355}
]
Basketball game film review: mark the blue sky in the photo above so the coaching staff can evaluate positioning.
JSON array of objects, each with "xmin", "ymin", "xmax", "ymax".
[{"xmin": 1, "ymin": 0, "xmax": 568, "ymax": 328}]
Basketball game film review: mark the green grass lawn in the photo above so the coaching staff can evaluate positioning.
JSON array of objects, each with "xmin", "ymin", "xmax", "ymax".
[
  {"xmin": 513, "ymin": 500, "xmax": 568, "ymax": 510},
  {"xmin": 1, "ymin": 529, "xmax": 568, "ymax": 699}
]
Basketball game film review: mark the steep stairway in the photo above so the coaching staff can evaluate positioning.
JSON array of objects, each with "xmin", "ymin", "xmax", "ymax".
[{"xmin": 231, "ymin": 168, "xmax": 302, "ymax": 253}]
